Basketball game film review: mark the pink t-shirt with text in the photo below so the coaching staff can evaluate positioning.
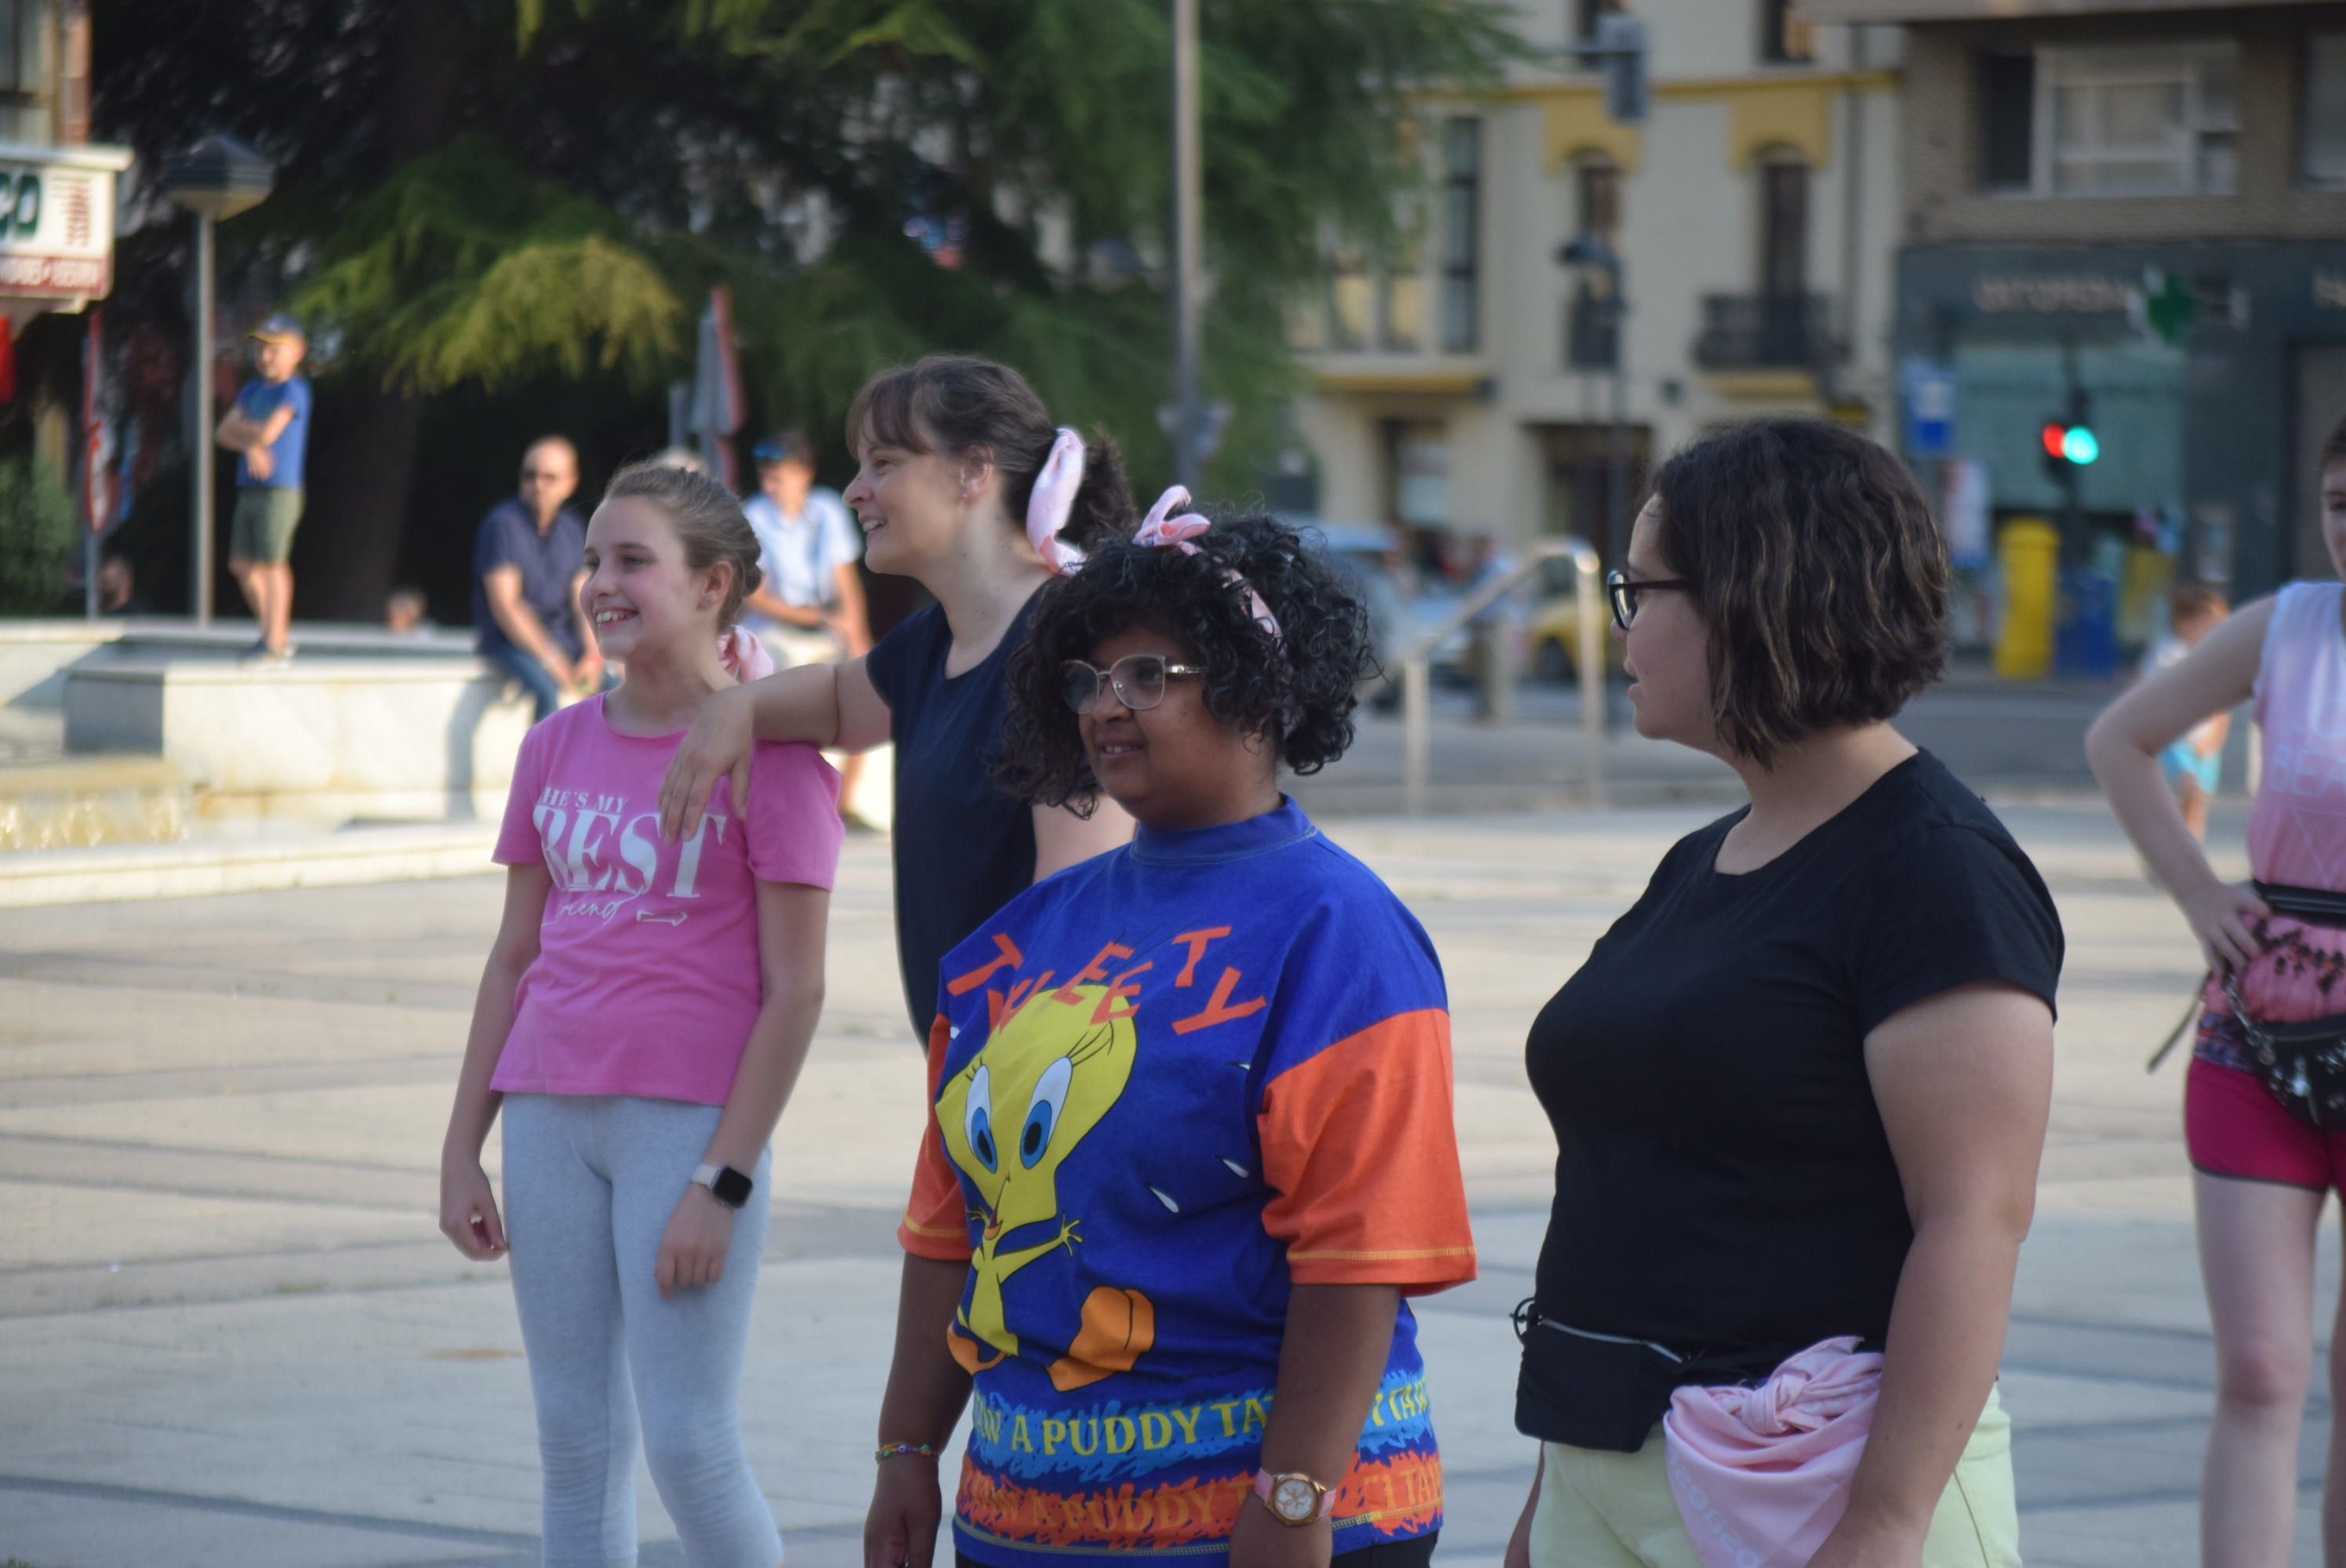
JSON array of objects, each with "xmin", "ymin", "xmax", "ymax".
[{"xmin": 491, "ymin": 696, "xmax": 844, "ymax": 1105}]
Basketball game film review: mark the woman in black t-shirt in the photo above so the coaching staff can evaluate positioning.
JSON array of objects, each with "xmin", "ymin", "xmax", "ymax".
[
  {"xmin": 657, "ymin": 355, "xmax": 1138, "ymax": 1041},
  {"xmin": 1505, "ymin": 420, "xmax": 2062, "ymax": 1568}
]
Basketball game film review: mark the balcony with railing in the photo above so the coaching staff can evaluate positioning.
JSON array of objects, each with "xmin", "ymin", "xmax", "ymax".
[{"xmin": 1691, "ymin": 292, "xmax": 1834, "ymax": 372}]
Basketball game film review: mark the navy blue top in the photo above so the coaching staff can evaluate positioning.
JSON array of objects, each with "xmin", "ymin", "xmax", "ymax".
[
  {"xmin": 473, "ymin": 497, "xmax": 589, "ymax": 659},
  {"xmin": 233, "ymin": 376, "xmax": 311, "ymax": 490},
  {"xmin": 864, "ymin": 597, "xmax": 1040, "ymax": 1042}
]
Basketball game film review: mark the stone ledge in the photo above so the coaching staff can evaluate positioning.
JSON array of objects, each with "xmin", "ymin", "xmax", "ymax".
[{"xmin": 0, "ymin": 822, "xmax": 500, "ymax": 907}]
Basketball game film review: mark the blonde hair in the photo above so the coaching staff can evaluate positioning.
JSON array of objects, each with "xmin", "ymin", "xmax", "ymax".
[{"xmin": 601, "ymin": 459, "xmax": 764, "ymax": 627}]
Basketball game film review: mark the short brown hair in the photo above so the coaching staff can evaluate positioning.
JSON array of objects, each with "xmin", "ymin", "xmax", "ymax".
[
  {"xmin": 1649, "ymin": 418, "xmax": 1948, "ymax": 765},
  {"xmin": 601, "ymin": 459, "xmax": 764, "ymax": 628}
]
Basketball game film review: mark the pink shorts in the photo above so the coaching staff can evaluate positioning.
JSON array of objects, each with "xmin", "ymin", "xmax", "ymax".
[{"xmin": 2186, "ymin": 1054, "xmax": 2346, "ymax": 1191}]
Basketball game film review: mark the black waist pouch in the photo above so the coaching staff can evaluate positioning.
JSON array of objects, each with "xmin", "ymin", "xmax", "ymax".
[
  {"xmin": 1512, "ymin": 1300, "xmax": 1794, "ymax": 1454},
  {"xmin": 1513, "ymin": 1304, "xmax": 1688, "ymax": 1454}
]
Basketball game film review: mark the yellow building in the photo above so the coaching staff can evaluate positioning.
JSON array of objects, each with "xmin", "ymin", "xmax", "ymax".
[{"xmin": 1288, "ymin": 0, "xmax": 1902, "ymax": 572}]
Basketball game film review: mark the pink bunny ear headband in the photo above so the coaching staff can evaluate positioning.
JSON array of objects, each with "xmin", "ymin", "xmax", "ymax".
[{"xmin": 1027, "ymin": 426, "xmax": 1284, "ymax": 644}]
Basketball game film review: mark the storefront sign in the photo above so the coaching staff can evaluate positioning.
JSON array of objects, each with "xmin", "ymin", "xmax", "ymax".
[
  {"xmin": 0, "ymin": 144, "xmax": 131, "ymax": 303},
  {"xmin": 1971, "ymin": 274, "xmax": 2134, "ymax": 316}
]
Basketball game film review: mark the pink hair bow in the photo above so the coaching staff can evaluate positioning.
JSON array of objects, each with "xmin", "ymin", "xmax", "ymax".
[
  {"xmin": 1135, "ymin": 485, "xmax": 1281, "ymax": 642},
  {"xmin": 717, "ymin": 626, "xmax": 775, "ymax": 684},
  {"xmin": 1026, "ymin": 426, "xmax": 1088, "ymax": 575}
]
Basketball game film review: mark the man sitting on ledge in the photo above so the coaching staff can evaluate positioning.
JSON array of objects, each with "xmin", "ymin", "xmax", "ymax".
[{"xmin": 473, "ymin": 437, "xmax": 601, "ymax": 724}]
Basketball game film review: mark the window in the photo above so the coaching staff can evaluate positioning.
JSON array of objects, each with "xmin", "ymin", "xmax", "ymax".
[
  {"xmin": 2037, "ymin": 44, "xmax": 2239, "ymax": 195},
  {"xmin": 1760, "ymin": 0, "xmax": 1814, "ymax": 65},
  {"xmin": 1760, "ymin": 155, "xmax": 1809, "ymax": 298},
  {"xmin": 0, "ymin": 1, "xmax": 33, "ymax": 96},
  {"xmin": 1440, "ymin": 117, "xmax": 1481, "ymax": 353},
  {"xmin": 1576, "ymin": 157, "xmax": 1622, "ymax": 243},
  {"xmin": 2308, "ymin": 33, "xmax": 2346, "ymax": 187},
  {"xmin": 1378, "ymin": 199, "xmax": 1427, "ymax": 352},
  {"xmin": 1571, "ymin": 0, "xmax": 1611, "ymax": 45},
  {"xmin": 1979, "ymin": 53, "xmax": 2036, "ymax": 191},
  {"xmin": 1329, "ymin": 241, "xmax": 1372, "ymax": 353}
]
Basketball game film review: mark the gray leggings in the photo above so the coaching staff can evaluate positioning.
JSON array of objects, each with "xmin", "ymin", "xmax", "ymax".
[{"xmin": 502, "ymin": 1094, "xmax": 781, "ymax": 1568}]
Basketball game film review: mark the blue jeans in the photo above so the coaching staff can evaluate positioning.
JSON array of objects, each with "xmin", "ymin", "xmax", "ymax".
[{"xmin": 485, "ymin": 643, "xmax": 567, "ymax": 723}]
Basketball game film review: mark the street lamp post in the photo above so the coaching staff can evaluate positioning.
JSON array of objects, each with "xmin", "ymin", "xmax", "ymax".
[
  {"xmin": 1168, "ymin": 0, "xmax": 1204, "ymax": 488},
  {"xmin": 159, "ymin": 135, "xmax": 272, "ymax": 626}
]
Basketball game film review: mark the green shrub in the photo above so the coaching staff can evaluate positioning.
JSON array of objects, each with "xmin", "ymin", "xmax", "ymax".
[{"xmin": 0, "ymin": 456, "xmax": 76, "ymax": 615}]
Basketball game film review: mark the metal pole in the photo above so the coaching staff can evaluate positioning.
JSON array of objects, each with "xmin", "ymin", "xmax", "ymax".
[
  {"xmin": 1402, "ymin": 656, "xmax": 1429, "ymax": 816},
  {"xmin": 191, "ymin": 209, "xmax": 214, "ymax": 625},
  {"xmin": 1573, "ymin": 543, "xmax": 1606, "ymax": 810},
  {"xmin": 1606, "ymin": 278, "xmax": 1628, "ymax": 568},
  {"xmin": 1169, "ymin": 0, "xmax": 1204, "ymax": 488}
]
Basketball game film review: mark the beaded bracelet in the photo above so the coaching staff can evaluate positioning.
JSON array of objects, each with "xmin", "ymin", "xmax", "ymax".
[{"xmin": 875, "ymin": 1441, "xmax": 939, "ymax": 1463}]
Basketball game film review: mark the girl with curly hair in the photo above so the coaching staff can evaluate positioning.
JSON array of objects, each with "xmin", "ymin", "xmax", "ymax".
[{"xmin": 866, "ymin": 506, "xmax": 1477, "ymax": 1568}]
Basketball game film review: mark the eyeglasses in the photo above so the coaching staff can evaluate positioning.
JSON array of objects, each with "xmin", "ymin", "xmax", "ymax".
[
  {"xmin": 1605, "ymin": 569, "xmax": 1692, "ymax": 631},
  {"xmin": 1059, "ymin": 654, "xmax": 1206, "ymax": 715}
]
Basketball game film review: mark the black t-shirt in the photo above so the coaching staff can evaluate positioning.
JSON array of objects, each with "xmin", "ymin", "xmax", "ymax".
[
  {"xmin": 1525, "ymin": 750, "xmax": 2062, "ymax": 1367},
  {"xmin": 865, "ymin": 598, "xmax": 1040, "ymax": 1042}
]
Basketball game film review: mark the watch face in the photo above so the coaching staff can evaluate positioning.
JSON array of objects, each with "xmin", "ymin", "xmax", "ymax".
[
  {"xmin": 711, "ymin": 1166, "xmax": 753, "ymax": 1208},
  {"xmin": 1273, "ymin": 1476, "xmax": 1317, "ymax": 1522}
]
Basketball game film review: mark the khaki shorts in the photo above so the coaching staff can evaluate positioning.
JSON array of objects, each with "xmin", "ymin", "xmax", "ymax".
[
  {"xmin": 230, "ymin": 486, "xmax": 304, "ymax": 565},
  {"xmin": 1531, "ymin": 1385, "xmax": 2018, "ymax": 1568}
]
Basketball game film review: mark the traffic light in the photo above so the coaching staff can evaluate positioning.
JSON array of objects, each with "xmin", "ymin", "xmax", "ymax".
[{"xmin": 2039, "ymin": 390, "xmax": 2098, "ymax": 477}]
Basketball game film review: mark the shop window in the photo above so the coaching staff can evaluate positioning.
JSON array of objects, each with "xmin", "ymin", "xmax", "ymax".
[
  {"xmin": 1440, "ymin": 117, "xmax": 1482, "ymax": 353},
  {"xmin": 2307, "ymin": 33, "xmax": 2346, "ymax": 187},
  {"xmin": 1386, "ymin": 420, "xmax": 1451, "ymax": 531},
  {"xmin": 1760, "ymin": 0, "xmax": 1814, "ymax": 65}
]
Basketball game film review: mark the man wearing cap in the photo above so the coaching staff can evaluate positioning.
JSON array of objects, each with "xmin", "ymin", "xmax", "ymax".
[
  {"xmin": 474, "ymin": 436, "xmax": 599, "ymax": 724},
  {"xmin": 741, "ymin": 430, "xmax": 871, "ymax": 813},
  {"xmin": 214, "ymin": 314, "xmax": 313, "ymax": 663}
]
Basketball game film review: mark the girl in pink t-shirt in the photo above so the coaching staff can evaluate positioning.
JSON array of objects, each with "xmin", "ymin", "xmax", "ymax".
[
  {"xmin": 2089, "ymin": 411, "xmax": 2346, "ymax": 1567},
  {"xmin": 438, "ymin": 459, "xmax": 844, "ymax": 1568}
]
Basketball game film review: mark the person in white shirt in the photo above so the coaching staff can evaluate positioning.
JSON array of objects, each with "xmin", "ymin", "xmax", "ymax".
[{"xmin": 742, "ymin": 430, "xmax": 873, "ymax": 821}]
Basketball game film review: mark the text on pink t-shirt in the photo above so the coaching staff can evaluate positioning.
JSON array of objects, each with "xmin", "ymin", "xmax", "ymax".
[{"xmin": 491, "ymin": 696, "xmax": 844, "ymax": 1105}]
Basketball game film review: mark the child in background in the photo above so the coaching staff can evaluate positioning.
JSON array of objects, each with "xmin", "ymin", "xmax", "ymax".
[
  {"xmin": 438, "ymin": 459, "xmax": 843, "ymax": 1568},
  {"xmin": 2145, "ymin": 584, "xmax": 2231, "ymax": 841}
]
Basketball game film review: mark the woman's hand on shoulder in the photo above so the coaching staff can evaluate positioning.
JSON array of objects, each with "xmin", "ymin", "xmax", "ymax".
[
  {"xmin": 659, "ymin": 682, "xmax": 755, "ymax": 839},
  {"xmin": 2184, "ymin": 877, "xmax": 2272, "ymax": 973},
  {"xmin": 864, "ymin": 1451, "xmax": 944, "ymax": 1568},
  {"xmin": 438, "ymin": 1157, "xmax": 507, "ymax": 1261}
]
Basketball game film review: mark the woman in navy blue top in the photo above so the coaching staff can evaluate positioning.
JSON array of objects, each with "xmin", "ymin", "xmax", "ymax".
[{"xmin": 659, "ymin": 354, "xmax": 1136, "ymax": 1041}]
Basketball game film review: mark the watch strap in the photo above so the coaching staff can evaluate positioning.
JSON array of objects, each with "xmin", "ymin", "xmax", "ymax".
[{"xmin": 690, "ymin": 1162, "xmax": 754, "ymax": 1209}]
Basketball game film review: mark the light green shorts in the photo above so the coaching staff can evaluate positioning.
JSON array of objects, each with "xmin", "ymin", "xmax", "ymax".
[
  {"xmin": 230, "ymin": 485, "xmax": 304, "ymax": 565},
  {"xmin": 1531, "ymin": 1385, "xmax": 2018, "ymax": 1568}
]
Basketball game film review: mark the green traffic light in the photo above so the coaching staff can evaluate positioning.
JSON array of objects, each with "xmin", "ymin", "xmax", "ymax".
[{"xmin": 2062, "ymin": 426, "xmax": 2099, "ymax": 466}]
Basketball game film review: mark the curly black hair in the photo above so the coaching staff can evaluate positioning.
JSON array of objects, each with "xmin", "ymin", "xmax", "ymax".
[{"xmin": 992, "ymin": 512, "xmax": 1375, "ymax": 815}]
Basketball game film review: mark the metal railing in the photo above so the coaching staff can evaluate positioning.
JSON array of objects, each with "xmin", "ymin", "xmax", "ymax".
[
  {"xmin": 1400, "ymin": 538, "xmax": 1606, "ymax": 815},
  {"xmin": 1690, "ymin": 291, "xmax": 1832, "ymax": 370}
]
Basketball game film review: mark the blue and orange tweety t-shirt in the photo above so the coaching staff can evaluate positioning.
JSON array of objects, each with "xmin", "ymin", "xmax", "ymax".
[{"xmin": 899, "ymin": 798, "xmax": 1476, "ymax": 1567}]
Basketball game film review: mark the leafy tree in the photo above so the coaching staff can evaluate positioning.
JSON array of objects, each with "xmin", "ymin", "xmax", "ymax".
[{"xmin": 90, "ymin": 0, "xmax": 1514, "ymax": 621}]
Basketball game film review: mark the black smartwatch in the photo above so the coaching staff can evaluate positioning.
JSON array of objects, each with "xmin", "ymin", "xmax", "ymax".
[{"xmin": 690, "ymin": 1163, "xmax": 754, "ymax": 1209}]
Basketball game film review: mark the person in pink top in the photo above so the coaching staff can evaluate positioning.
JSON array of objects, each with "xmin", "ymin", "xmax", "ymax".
[
  {"xmin": 2088, "ymin": 411, "xmax": 2346, "ymax": 1568},
  {"xmin": 438, "ymin": 459, "xmax": 844, "ymax": 1568}
]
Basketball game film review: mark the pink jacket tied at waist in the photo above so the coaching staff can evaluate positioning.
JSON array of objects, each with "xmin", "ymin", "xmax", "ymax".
[{"xmin": 1661, "ymin": 1337, "xmax": 1883, "ymax": 1568}]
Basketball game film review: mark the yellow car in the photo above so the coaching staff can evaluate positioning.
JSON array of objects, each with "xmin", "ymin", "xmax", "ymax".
[{"xmin": 1527, "ymin": 592, "xmax": 1626, "ymax": 683}]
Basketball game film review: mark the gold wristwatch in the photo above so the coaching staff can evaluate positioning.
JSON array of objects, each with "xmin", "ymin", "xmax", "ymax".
[{"xmin": 1251, "ymin": 1468, "xmax": 1335, "ymax": 1526}]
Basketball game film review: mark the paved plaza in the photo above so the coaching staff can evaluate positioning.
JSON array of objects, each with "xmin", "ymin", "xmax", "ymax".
[{"xmin": 0, "ymin": 796, "xmax": 2334, "ymax": 1567}]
